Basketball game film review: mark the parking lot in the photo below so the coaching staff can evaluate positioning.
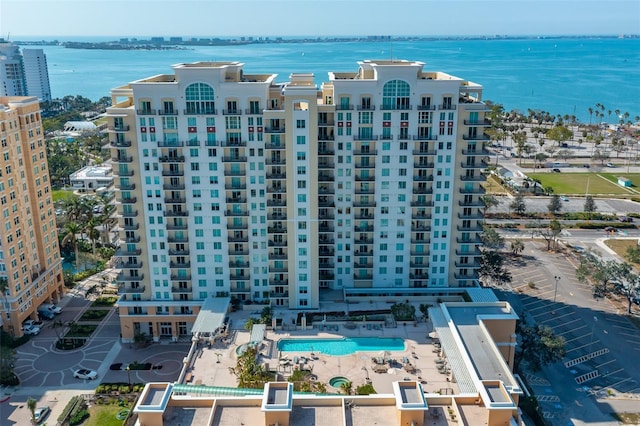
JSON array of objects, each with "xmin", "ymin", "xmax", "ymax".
[{"xmin": 496, "ymin": 240, "xmax": 640, "ymax": 424}]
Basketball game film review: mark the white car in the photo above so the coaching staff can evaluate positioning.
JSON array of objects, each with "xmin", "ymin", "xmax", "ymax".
[
  {"xmin": 560, "ymin": 196, "xmax": 569, "ymax": 201},
  {"xmin": 23, "ymin": 319, "xmax": 44, "ymax": 328},
  {"xmin": 34, "ymin": 406, "xmax": 50, "ymax": 424},
  {"xmin": 43, "ymin": 304, "xmax": 62, "ymax": 314},
  {"xmin": 73, "ymin": 369, "xmax": 98, "ymax": 380},
  {"xmin": 22, "ymin": 325, "xmax": 41, "ymax": 335}
]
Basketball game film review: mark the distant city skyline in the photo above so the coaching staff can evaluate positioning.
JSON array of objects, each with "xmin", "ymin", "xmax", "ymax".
[{"xmin": 1, "ymin": 0, "xmax": 639, "ymax": 38}]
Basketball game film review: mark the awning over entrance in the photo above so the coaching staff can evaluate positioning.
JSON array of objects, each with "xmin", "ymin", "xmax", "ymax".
[
  {"xmin": 249, "ymin": 323, "xmax": 266, "ymax": 344},
  {"xmin": 191, "ymin": 297, "xmax": 230, "ymax": 336}
]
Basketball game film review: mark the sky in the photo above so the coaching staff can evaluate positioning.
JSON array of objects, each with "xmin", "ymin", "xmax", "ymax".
[{"xmin": 1, "ymin": 0, "xmax": 638, "ymax": 38}]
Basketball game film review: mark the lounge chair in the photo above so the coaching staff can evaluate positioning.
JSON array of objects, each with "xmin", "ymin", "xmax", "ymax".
[
  {"xmin": 402, "ymin": 357, "xmax": 410, "ymax": 364},
  {"xmin": 373, "ymin": 364, "xmax": 388, "ymax": 373}
]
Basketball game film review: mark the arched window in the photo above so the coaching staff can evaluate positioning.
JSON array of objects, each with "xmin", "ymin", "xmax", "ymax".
[
  {"xmin": 185, "ymin": 83, "xmax": 215, "ymax": 114},
  {"xmin": 382, "ymin": 80, "xmax": 410, "ymax": 110}
]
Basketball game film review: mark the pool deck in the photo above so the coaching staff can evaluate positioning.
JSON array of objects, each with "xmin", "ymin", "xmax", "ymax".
[{"xmin": 187, "ymin": 319, "xmax": 458, "ymax": 396}]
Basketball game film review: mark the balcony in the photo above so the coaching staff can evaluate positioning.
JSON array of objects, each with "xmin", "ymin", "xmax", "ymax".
[
  {"xmin": 165, "ymin": 197, "xmax": 186, "ymax": 204},
  {"xmin": 414, "ymin": 162, "xmax": 434, "ymax": 169},
  {"xmin": 462, "ymin": 133, "xmax": 491, "ymax": 141},
  {"xmin": 318, "ymin": 134, "xmax": 335, "ymax": 141},
  {"xmin": 410, "ymin": 200, "xmax": 434, "ymax": 207},
  {"xmin": 409, "ymin": 273, "xmax": 429, "ymax": 280},
  {"xmin": 117, "ymin": 196, "xmax": 137, "ymax": 204},
  {"xmin": 115, "ymin": 170, "xmax": 134, "ymax": 177},
  {"xmin": 268, "ymin": 240, "xmax": 287, "ymax": 247},
  {"xmin": 269, "ymin": 279, "xmax": 288, "ymax": 286},
  {"xmin": 267, "ymin": 213, "xmax": 287, "ymax": 221},
  {"xmin": 228, "ymin": 235, "xmax": 249, "ymax": 243},
  {"xmin": 116, "ymin": 248, "xmax": 141, "ymax": 256},
  {"xmin": 226, "ymin": 197, "xmax": 247, "ymax": 204},
  {"xmin": 354, "ymin": 225, "xmax": 373, "ymax": 233},
  {"xmin": 455, "ymin": 260, "xmax": 482, "ymax": 268},
  {"xmin": 222, "ymin": 156, "xmax": 247, "ymax": 162},
  {"xmin": 456, "ymin": 236, "xmax": 483, "ymax": 244},
  {"xmin": 454, "ymin": 272, "xmax": 479, "ymax": 280},
  {"xmin": 319, "ymin": 238, "xmax": 335, "ymax": 245},
  {"xmin": 319, "ymin": 272, "xmax": 335, "ymax": 280},
  {"xmin": 355, "ymin": 175, "xmax": 375, "ymax": 182},
  {"xmin": 354, "ymin": 237, "xmax": 373, "ymax": 244},
  {"xmin": 455, "ymin": 248, "xmax": 482, "ymax": 256},
  {"xmin": 266, "ymin": 186, "xmax": 286, "ymax": 194},
  {"xmin": 223, "ymin": 109, "xmax": 242, "ymax": 115},
  {"xmin": 318, "ymin": 199, "xmax": 335, "ymax": 208},
  {"xmin": 354, "ymin": 273, "xmax": 373, "ymax": 280},
  {"xmin": 220, "ymin": 140, "xmax": 246, "ymax": 147},
  {"xmin": 268, "ymin": 253, "xmax": 287, "ymax": 260},
  {"xmin": 319, "ymin": 262, "xmax": 336, "ymax": 269},
  {"xmin": 121, "ymin": 210, "xmax": 138, "ymax": 218},
  {"xmin": 225, "ymin": 182, "xmax": 247, "ymax": 190},
  {"xmin": 163, "ymin": 184, "xmax": 185, "ymax": 190},
  {"xmin": 354, "ymin": 187, "xmax": 375, "ymax": 194},
  {"xmin": 162, "ymin": 169, "xmax": 184, "ymax": 177},
  {"xmin": 265, "ymin": 158, "xmax": 285, "ymax": 165},
  {"xmin": 266, "ymin": 172, "xmax": 286, "ymax": 179},
  {"xmin": 438, "ymin": 104, "xmax": 456, "ymax": 110},
  {"xmin": 228, "ymin": 248, "xmax": 250, "ymax": 256},
  {"xmin": 318, "ymin": 120, "xmax": 336, "ymax": 126},
  {"xmin": 230, "ymin": 274, "xmax": 250, "ymax": 280},
  {"xmin": 335, "ymin": 104, "xmax": 353, "ymax": 110},
  {"xmin": 164, "ymin": 210, "xmax": 189, "ymax": 217},
  {"xmin": 110, "ymin": 140, "xmax": 131, "ymax": 148},
  {"xmin": 459, "ymin": 187, "xmax": 486, "ymax": 195},
  {"xmin": 265, "ymin": 143, "xmax": 285, "ymax": 149},
  {"xmin": 412, "ymin": 187, "xmax": 432, "ymax": 194},
  {"xmin": 412, "ymin": 134, "xmax": 438, "ymax": 141},
  {"xmin": 227, "ymin": 222, "xmax": 248, "ymax": 230},
  {"xmin": 158, "ymin": 109, "xmax": 179, "ymax": 116},
  {"xmin": 116, "ymin": 183, "xmax": 135, "ymax": 191},
  {"xmin": 269, "ymin": 265, "xmax": 288, "ymax": 273},
  {"xmin": 166, "ymin": 223, "xmax": 188, "ymax": 230},
  {"xmin": 410, "ymin": 238, "xmax": 431, "ymax": 244},
  {"xmin": 355, "ymin": 162, "xmax": 375, "ymax": 169},
  {"xmin": 319, "ymin": 224, "xmax": 334, "ymax": 232},
  {"xmin": 456, "ymin": 223, "xmax": 484, "ymax": 232},
  {"xmin": 225, "ymin": 210, "xmax": 249, "ymax": 217},
  {"xmin": 170, "ymin": 261, "xmax": 191, "ymax": 268},
  {"xmin": 269, "ymin": 291, "xmax": 289, "ymax": 298},
  {"xmin": 118, "ymin": 273, "xmax": 144, "ymax": 282},
  {"xmin": 264, "ymin": 127, "xmax": 285, "ymax": 133},
  {"xmin": 121, "ymin": 285, "xmax": 145, "ymax": 294},
  {"xmin": 136, "ymin": 109, "xmax": 156, "ymax": 115},
  {"xmin": 353, "ymin": 149, "xmax": 377, "ymax": 156},
  {"xmin": 159, "ymin": 156, "xmax": 185, "ymax": 163},
  {"xmin": 318, "ymin": 161, "xmax": 334, "ymax": 169},
  {"xmin": 267, "ymin": 199, "xmax": 286, "ymax": 207},
  {"xmin": 460, "ymin": 160, "xmax": 489, "ymax": 169},
  {"xmin": 318, "ymin": 147, "xmax": 335, "ymax": 155},
  {"xmin": 460, "ymin": 175, "xmax": 485, "ymax": 182},
  {"xmin": 412, "ymin": 175, "xmax": 433, "ymax": 182},
  {"xmin": 380, "ymin": 105, "xmax": 412, "ymax": 111},
  {"xmin": 111, "ymin": 156, "xmax": 133, "ymax": 163},
  {"xmin": 417, "ymin": 105, "xmax": 437, "ymax": 111},
  {"xmin": 353, "ymin": 134, "xmax": 379, "ymax": 141},
  {"xmin": 412, "ymin": 149, "xmax": 437, "ymax": 155},
  {"xmin": 318, "ymin": 186, "xmax": 335, "ymax": 194},
  {"xmin": 186, "ymin": 140, "xmax": 200, "ymax": 147},
  {"xmin": 122, "ymin": 236, "xmax": 141, "ymax": 244},
  {"xmin": 168, "ymin": 235, "xmax": 189, "ymax": 243},
  {"xmin": 170, "ymin": 274, "xmax": 192, "ymax": 281},
  {"xmin": 168, "ymin": 249, "xmax": 190, "ymax": 256},
  {"xmin": 354, "ymin": 250, "xmax": 373, "ymax": 256},
  {"xmin": 411, "ymin": 224, "xmax": 431, "ymax": 232},
  {"xmin": 172, "ymin": 286, "xmax": 192, "ymax": 293},
  {"xmin": 462, "ymin": 149, "xmax": 492, "ymax": 156},
  {"xmin": 458, "ymin": 199, "xmax": 485, "ymax": 207},
  {"xmin": 354, "ymin": 263, "xmax": 373, "ymax": 269},
  {"xmin": 268, "ymin": 227, "xmax": 287, "ymax": 234},
  {"xmin": 245, "ymin": 108, "xmax": 263, "ymax": 115},
  {"xmin": 122, "ymin": 223, "xmax": 139, "ymax": 231},
  {"xmin": 229, "ymin": 261, "xmax": 250, "ymax": 268},
  {"xmin": 410, "ymin": 249, "xmax": 430, "ymax": 256},
  {"xmin": 411, "ymin": 212, "xmax": 432, "ymax": 220},
  {"xmin": 319, "ymin": 248, "xmax": 335, "ymax": 256},
  {"xmin": 353, "ymin": 200, "xmax": 376, "ymax": 207},
  {"xmin": 121, "ymin": 261, "xmax": 143, "ymax": 269},
  {"xmin": 318, "ymin": 211, "xmax": 335, "ymax": 219},
  {"xmin": 157, "ymin": 141, "xmax": 184, "ymax": 147},
  {"xmin": 318, "ymin": 174, "xmax": 334, "ymax": 182},
  {"xmin": 354, "ymin": 212, "xmax": 374, "ymax": 220}
]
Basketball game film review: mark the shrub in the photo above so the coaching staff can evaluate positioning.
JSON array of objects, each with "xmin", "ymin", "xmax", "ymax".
[
  {"xmin": 69, "ymin": 409, "xmax": 89, "ymax": 425},
  {"xmin": 91, "ymin": 296, "xmax": 118, "ymax": 307},
  {"xmin": 58, "ymin": 395, "xmax": 82, "ymax": 423},
  {"xmin": 0, "ymin": 331, "xmax": 30, "ymax": 348},
  {"xmin": 356, "ymin": 383, "xmax": 377, "ymax": 395},
  {"xmin": 0, "ymin": 371, "xmax": 19, "ymax": 386}
]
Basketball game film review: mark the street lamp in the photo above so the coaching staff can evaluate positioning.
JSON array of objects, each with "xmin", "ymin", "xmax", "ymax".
[
  {"xmin": 553, "ymin": 276, "xmax": 561, "ymax": 303},
  {"xmin": 126, "ymin": 365, "xmax": 131, "ymax": 389},
  {"xmin": 589, "ymin": 316, "xmax": 598, "ymax": 356}
]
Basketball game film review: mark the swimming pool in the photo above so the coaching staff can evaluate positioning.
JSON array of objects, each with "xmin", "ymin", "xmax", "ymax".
[{"xmin": 277, "ymin": 337, "xmax": 405, "ymax": 356}]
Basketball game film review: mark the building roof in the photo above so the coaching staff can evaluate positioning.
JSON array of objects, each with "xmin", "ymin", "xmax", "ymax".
[{"xmin": 191, "ymin": 297, "xmax": 230, "ymax": 335}]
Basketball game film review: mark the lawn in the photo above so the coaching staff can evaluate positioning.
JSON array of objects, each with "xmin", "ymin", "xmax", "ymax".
[
  {"xmin": 526, "ymin": 172, "xmax": 640, "ymax": 196},
  {"xmin": 52, "ymin": 188, "xmax": 76, "ymax": 202},
  {"xmin": 85, "ymin": 403, "xmax": 129, "ymax": 426},
  {"xmin": 604, "ymin": 239, "xmax": 640, "ymax": 267},
  {"xmin": 79, "ymin": 309, "xmax": 111, "ymax": 322}
]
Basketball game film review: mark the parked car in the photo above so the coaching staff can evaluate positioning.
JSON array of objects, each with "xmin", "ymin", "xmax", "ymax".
[
  {"xmin": 604, "ymin": 226, "xmax": 617, "ymax": 233},
  {"xmin": 560, "ymin": 196, "xmax": 569, "ymax": 201},
  {"xmin": 22, "ymin": 325, "xmax": 41, "ymax": 335},
  {"xmin": 552, "ymin": 168, "xmax": 561, "ymax": 172},
  {"xmin": 606, "ymin": 162, "xmax": 616, "ymax": 167},
  {"xmin": 73, "ymin": 369, "xmax": 98, "ymax": 380},
  {"xmin": 34, "ymin": 406, "xmax": 50, "ymax": 424},
  {"xmin": 620, "ymin": 216, "xmax": 634, "ymax": 223},
  {"xmin": 23, "ymin": 319, "xmax": 44, "ymax": 329},
  {"xmin": 37, "ymin": 308, "xmax": 54, "ymax": 320},
  {"xmin": 41, "ymin": 304, "xmax": 62, "ymax": 314}
]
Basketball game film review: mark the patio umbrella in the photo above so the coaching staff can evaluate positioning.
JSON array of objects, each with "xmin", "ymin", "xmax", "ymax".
[{"xmin": 428, "ymin": 331, "xmax": 439, "ymax": 339}]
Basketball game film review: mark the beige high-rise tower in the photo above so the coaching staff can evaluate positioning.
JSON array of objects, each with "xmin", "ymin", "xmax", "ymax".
[{"xmin": 0, "ymin": 96, "xmax": 64, "ymax": 337}]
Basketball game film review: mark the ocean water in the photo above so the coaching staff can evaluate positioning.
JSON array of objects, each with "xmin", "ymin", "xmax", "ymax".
[{"xmin": 32, "ymin": 38, "xmax": 639, "ymax": 122}]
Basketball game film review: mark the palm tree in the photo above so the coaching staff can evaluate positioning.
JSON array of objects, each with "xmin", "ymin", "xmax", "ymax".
[
  {"xmin": 588, "ymin": 107, "xmax": 593, "ymax": 124},
  {"xmin": 85, "ymin": 217, "xmax": 100, "ymax": 259},
  {"xmin": 27, "ymin": 397, "xmax": 37, "ymax": 424},
  {"xmin": 62, "ymin": 222, "xmax": 82, "ymax": 272}
]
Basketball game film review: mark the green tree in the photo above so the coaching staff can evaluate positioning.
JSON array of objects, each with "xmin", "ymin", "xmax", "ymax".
[
  {"xmin": 610, "ymin": 262, "xmax": 640, "ymax": 314},
  {"xmin": 0, "ymin": 345, "xmax": 17, "ymax": 385},
  {"xmin": 514, "ymin": 320, "xmax": 566, "ymax": 372},
  {"xmin": 479, "ymin": 250, "xmax": 512, "ymax": 287},
  {"xmin": 480, "ymin": 194, "xmax": 500, "ymax": 219},
  {"xmin": 546, "ymin": 125, "xmax": 573, "ymax": 147},
  {"xmin": 512, "ymin": 131, "xmax": 527, "ymax": 165},
  {"xmin": 340, "ymin": 380, "xmax": 353, "ymax": 395},
  {"xmin": 575, "ymin": 255, "xmax": 617, "ymax": 296},
  {"xmin": 540, "ymin": 219, "xmax": 563, "ymax": 250},
  {"xmin": 625, "ymin": 245, "xmax": 640, "ymax": 264},
  {"xmin": 480, "ymin": 227, "xmax": 505, "ymax": 251},
  {"xmin": 583, "ymin": 195, "xmax": 597, "ymax": 216},
  {"xmin": 27, "ymin": 397, "xmax": 37, "ymax": 424},
  {"xmin": 61, "ymin": 222, "xmax": 82, "ymax": 272},
  {"xmin": 547, "ymin": 195, "xmax": 562, "ymax": 216},
  {"xmin": 510, "ymin": 239, "xmax": 525, "ymax": 256},
  {"xmin": 510, "ymin": 193, "xmax": 526, "ymax": 215}
]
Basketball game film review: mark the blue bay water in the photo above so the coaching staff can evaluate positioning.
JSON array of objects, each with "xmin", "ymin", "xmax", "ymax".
[{"xmin": 35, "ymin": 38, "xmax": 639, "ymax": 123}]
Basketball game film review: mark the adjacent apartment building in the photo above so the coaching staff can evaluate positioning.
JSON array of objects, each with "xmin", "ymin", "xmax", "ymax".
[
  {"xmin": 106, "ymin": 60, "xmax": 489, "ymax": 342},
  {"xmin": 0, "ymin": 96, "xmax": 65, "ymax": 337},
  {"xmin": 0, "ymin": 41, "xmax": 52, "ymax": 101}
]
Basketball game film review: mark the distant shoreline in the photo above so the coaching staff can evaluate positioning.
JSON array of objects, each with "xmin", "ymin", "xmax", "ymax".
[{"xmin": 13, "ymin": 34, "xmax": 639, "ymax": 50}]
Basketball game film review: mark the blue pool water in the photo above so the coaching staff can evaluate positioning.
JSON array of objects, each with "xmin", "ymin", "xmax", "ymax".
[{"xmin": 277, "ymin": 337, "xmax": 405, "ymax": 356}]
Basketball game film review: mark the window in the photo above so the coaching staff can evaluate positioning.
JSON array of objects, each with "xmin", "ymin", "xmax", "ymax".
[
  {"xmin": 296, "ymin": 119, "xmax": 306, "ymax": 128},
  {"xmin": 382, "ymin": 80, "xmax": 410, "ymax": 110},
  {"xmin": 185, "ymin": 83, "xmax": 215, "ymax": 114}
]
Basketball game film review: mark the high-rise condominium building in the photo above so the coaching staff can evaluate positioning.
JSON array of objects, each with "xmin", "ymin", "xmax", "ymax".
[
  {"xmin": 107, "ymin": 60, "xmax": 489, "ymax": 342},
  {"xmin": 0, "ymin": 97, "xmax": 65, "ymax": 337},
  {"xmin": 0, "ymin": 42, "xmax": 52, "ymax": 101},
  {"xmin": 23, "ymin": 49, "xmax": 52, "ymax": 102}
]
